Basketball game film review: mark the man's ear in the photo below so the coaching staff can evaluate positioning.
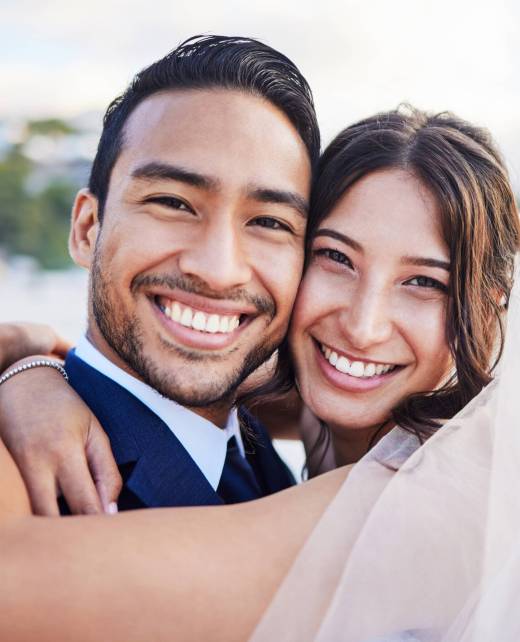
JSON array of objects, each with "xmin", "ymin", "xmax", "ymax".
[{"xmin": 69, "ymin": 189, "xmax": 100, "ymax": 268}]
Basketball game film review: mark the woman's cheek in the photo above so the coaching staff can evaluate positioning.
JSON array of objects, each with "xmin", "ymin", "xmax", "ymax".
[{"xmin": 400, "ymin": 295, "xmax": 449, "ymax": 357}]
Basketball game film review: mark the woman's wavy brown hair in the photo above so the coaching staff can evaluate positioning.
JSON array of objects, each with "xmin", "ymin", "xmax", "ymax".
[{"xmin": 306, "ymin": 105, "xmax": 520, "ymax": 439}]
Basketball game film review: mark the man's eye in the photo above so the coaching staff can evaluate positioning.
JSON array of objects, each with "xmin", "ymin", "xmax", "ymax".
[
  {"xmin": 405, "ymin": 276, "xmax": 448, "ymax": 292},
  {"xmin": 251, "ymin": 217, "xmax": 291, "ymax": 232},
  {"xmin": 313, "ymin": 248, "xmax": 351, "ymax": 266},
  {"xmin": 146, "ymin": 196, "xmax": 192, "ymax": 212}
]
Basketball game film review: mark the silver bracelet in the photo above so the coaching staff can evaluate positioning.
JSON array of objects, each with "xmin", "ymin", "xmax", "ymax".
[{"xmin": 0, "ymin": 359, "xmax": 69, "ymax": 386}]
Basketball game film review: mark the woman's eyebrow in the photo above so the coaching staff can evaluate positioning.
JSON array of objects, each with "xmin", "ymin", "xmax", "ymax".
[
  {"xmin": 313, "ymin": 229, "xmax": 363, "ymax": 252},
  {"xmin": 401, "ymin": 256, "xmax": 450, "ymax": 271}
]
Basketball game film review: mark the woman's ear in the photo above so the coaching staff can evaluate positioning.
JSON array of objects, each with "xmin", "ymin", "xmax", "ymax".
[{"xmin": 69, "ymin": 189, "xmax": 100, "ymax": 268}]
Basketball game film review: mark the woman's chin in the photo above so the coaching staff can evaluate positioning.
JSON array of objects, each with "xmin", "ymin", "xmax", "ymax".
[{"xmin": 302, "ymin": 388, "xmax": 389, "ymax": 432}]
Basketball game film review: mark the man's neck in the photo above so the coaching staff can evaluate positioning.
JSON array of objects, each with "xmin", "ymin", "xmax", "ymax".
[
  {"xmin": 84, "ymin": 327, "xmax": 233, "ymax": 429},
  {"xmin": 185, "ymin": 402, "xmax": 233, "ymax": 429}
]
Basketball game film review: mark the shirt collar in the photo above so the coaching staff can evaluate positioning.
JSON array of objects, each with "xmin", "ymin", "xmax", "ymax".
[{"xmin": 74, "ymin": 335, "xmax": 244, "ymax": 490}]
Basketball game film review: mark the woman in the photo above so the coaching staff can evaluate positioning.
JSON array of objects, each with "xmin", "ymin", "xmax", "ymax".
[{"xmin": 0, "ymin": 107, "xmax": 518, "ymax": 641}]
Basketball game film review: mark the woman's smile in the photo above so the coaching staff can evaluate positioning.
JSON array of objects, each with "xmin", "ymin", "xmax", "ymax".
[
  {"xmin": 290, "ymin": 168, "xmax": 452, "ymax": 433},
  {"xmin": 312, "ymin": 338, "xmax": 405, "ymax": 393}
]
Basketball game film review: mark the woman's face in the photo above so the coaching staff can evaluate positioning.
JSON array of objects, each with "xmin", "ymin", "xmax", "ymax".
[{"xmin": 290, "ymin": 169, "xmax": 452, "ymax": 431}]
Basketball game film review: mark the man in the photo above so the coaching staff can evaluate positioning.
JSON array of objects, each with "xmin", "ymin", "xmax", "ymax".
[{"xmin": 0, "ymin": 35, "xmax": 318, "ymax": 514}]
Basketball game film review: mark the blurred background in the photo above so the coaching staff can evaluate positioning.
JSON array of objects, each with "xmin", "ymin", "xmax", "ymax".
[
  {"xmin": 1, "ymin": 0, "xmax": 518, "ymax": 476},
  {"xmin": 1, "ymin": 0, "xmax": 519, "ymax": 336}
]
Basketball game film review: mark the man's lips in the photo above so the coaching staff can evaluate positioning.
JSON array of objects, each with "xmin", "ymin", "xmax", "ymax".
[
  {"xmin": 146, "ymin": 291, "xmax": 259, "ymax": 351},
  {"xmin": 147, "ymin": 287, "xmax": 259, "ymax": 317}
]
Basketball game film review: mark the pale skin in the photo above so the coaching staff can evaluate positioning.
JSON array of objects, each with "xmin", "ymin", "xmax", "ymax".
[{"xmin": 0, "ymin": 436, "xmax": 349, "ymax": 642}]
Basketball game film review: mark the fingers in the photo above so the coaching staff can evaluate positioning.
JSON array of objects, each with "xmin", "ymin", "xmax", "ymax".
[
  {"xmin": 50, "ymin": 332, "xmax": 73, "ymax": 360},
  {"xmin": 21, "ymin": 468, "xmax": 61, "ymax": 517},
  {"xmin": 58, "ymin": 453, "xmax": 103, "ymax": 515},
  {"xmin": 86, "ymin": 418, "xmax": 122, "ymax": 514}
]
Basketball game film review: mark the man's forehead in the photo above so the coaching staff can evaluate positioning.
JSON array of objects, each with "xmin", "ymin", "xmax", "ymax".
[
  {"xmin": 122, "ymin": 88, "xmax": 281, "ymax": 146},
  {"xmin": 114, "ymin": 88, "xmax": 312, "ymax": 195}
]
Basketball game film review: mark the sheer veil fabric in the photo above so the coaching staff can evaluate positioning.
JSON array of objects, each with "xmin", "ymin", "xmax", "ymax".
[{"xmin": 251, "ymin": 260, "xmax": 520, "ymax": 642}]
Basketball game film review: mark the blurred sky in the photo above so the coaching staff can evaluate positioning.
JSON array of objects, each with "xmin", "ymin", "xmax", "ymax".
[{"xmin": 1, "ymin": 0, "xmax": 520, "ymax": 184}]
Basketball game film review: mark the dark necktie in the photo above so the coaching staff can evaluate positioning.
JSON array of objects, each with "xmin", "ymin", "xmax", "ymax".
[{"xmin": 217, "ymin": 436, "xmax": 262, "ymax": 504}]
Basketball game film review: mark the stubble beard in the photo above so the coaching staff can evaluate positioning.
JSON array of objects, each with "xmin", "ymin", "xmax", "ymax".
[{"xmin": 89, "ymin": 256, "xmax": 281, "ymax": 408}]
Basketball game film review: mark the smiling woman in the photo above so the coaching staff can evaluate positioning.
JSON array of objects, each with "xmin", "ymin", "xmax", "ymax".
[{"xmin": 289, "ymin": 106, "xmax": 520, "ymax": 468}]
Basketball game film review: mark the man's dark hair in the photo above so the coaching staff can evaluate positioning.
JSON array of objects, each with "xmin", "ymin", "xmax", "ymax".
[{"xmin": 88, "ymin": 34, "xmax": 320, "ymax": 218}]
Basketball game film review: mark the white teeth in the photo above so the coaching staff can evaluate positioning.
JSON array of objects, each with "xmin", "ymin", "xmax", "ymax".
[
  {"xmin": 180, "ymin": 307, "xmax": 193, "ymax": 327},
  {"xmin": 162, "ymin": 299, "xmax": 241, "ymax": 335},
  {"xmin": 192, "ymin": 311, "xmax": 207, "ymax": 331},
  {"xmin": 206, "ymin": 314, "xmax": 220, "ymax": 333},
  {"xmin": 320, "ymin": 343, "xmax": 395, "ymax": 379},
  {"xmin": 171, "ymin": 302, "xmax": 182, "ymax": 323},
  {"xmin": 336, "ymin": 356, "xmax": 350, "ymax": 373},
  {"xmin": 349, "ymin": 361, "xmax": 365, "ymax": 378},
  {"xmin": 219, "ymin": 316, "xmax": 230, "ymax": 333},
  {"xmin": 364, "ymin": 363, "xmax": 376, "ymax": 377}
]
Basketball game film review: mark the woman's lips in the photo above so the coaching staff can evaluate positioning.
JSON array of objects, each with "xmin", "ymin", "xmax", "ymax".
[{"xmin": 313, "ymin": 339, "xmax": 404, "ymax": 392}]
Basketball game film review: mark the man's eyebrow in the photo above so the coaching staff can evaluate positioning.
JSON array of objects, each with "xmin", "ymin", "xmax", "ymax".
[
  {"xmin": 401, "ymin": 256, "xmax": 451, "ymax": 271},
  {"xmin": 313, "ymin": 229, "xmax": 363, "ymax": 252},
  {"xmin": 131, "ymin": 162, "xmax": 219, "ymax": 190},
  {"xmin": 248, "ymin": 187, "xmax": 309, "ymax": 218}
]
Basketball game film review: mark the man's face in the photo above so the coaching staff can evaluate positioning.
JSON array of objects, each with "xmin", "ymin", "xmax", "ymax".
[{"xmin": 72, "ymin": 89, "xmax": 311, "ymax": 421}]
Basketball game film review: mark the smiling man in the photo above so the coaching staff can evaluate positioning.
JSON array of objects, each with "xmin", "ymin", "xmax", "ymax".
[{"xmin": 11, "ymin": 35, "xmax": 318, "ymax": 513}]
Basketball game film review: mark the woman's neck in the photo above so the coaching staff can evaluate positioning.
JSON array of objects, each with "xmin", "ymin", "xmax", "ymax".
[{"xmin": 330, "ymin": 421, "xmax": 394, "ymax": 467}]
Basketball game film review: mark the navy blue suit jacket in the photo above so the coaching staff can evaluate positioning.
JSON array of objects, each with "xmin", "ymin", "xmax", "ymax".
[{"xmin": 62, "ymin": 350, "xmax": 295, "ymax": 511}]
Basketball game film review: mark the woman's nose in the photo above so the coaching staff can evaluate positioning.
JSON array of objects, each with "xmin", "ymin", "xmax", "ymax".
[{"xmin": 339, "ymin": 286, "xmax": 393, "ymax": 351}]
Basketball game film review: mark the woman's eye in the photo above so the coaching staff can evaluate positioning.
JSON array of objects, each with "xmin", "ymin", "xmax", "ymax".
[
  {"xmin": 146, "ymin": 196, "xmax": 192, "ymax": 212},
  {"xmin": 406, "ymin": 275, "xmax": 448, "ymax": 292},
  {"xmin": 313, "ymin": 248, "xmax": 352, "ymax": 266},
  {"xmin": 251, "ymin": 217, "xmax": 290, "ymax": 232}
]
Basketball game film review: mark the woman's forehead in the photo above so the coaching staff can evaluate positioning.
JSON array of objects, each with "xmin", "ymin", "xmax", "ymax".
[{"xmin": 319, "ymin": 169, "xmax": 449, "ymax": 259}]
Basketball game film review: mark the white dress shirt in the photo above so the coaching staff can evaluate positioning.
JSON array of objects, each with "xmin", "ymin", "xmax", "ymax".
[{"xmin": 74, "ymin": 335, "xmax": 246, "ymax": 490}]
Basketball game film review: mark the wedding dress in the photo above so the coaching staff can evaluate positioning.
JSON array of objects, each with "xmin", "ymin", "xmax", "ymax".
[{"xmin": 251, "ymin": 260, "xmax": 520, "ymax": 642}]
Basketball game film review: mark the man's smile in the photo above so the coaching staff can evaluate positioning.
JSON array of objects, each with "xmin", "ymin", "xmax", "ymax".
[
  {"xmin": 147, "ymin": 290, "xmax": 262, "ymax": 353},
  {"xmin": 156, "ymin": 296, "xmax": 242, "ymax": 334}
]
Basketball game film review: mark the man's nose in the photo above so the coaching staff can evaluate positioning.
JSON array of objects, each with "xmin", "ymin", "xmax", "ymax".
[
  {"xmin": 339, "ymin": 284, "xmax": 393, "ymax": 351},
  {"xmin": 178, "ymin": 223, "xmax": 252, "ymax": 292}
]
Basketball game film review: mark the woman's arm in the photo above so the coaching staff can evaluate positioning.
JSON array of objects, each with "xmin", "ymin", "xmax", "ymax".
[{"xmin": 0, "ymin": 438, "xmax": 349, "ymax": 642}]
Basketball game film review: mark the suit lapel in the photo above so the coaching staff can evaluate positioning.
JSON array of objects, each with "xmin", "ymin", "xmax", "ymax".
[{"xmin": 65, "ymin": 351, "xmax": 222, "ymax": 508}]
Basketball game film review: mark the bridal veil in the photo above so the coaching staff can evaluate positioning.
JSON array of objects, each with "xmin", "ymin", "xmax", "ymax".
[{"xmin": 251, "ymin": 260, "xmax": 520, "ymax": 641}]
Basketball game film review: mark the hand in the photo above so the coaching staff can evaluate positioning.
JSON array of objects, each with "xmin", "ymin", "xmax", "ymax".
[
  {"xmin": 0, "ymin": 322, "xmax": 72, "ymax": 371},
  {"xmin": 0, "ymin": 360, "xmax": 122, "ymax": 516},
  {"xmin": 18, "ymin": 322, "xmax": 72, "ymax": 360}
]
